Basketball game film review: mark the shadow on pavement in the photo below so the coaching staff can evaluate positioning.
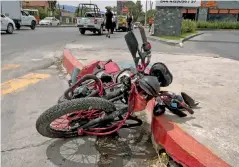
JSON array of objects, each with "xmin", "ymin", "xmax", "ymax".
[
  {"xmin": 96, "ymin": 127, "xmax": 156, "ymax": 167},
  {"xmin": 80, "ymin": 33, "xmax": 124, "ymax": 38},
  {"xmin": 46, "ymin": 126, "xmax": 157, "ymax": 167},
  {"xmin": 1, "ymin": 32, "xmax": 17, "ymax": 35},
  {"xmin": 16, "ymin": 29, "xmax": 34, "ymax": 31},
  {"xmin": 46, "ymin": 136, "xmax": 99, "ymax": 167}
]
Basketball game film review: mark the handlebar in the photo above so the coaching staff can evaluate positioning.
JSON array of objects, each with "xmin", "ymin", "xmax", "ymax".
[
  {"xmin": 124, "ymin": 26, "xmax": 151, "ymax": 73},
  {"xmin": 138, "ymin": 26, "xmax": 147, "ymax": 44},
  {"xmin": 64, "ymin": 74, "xmax": 103, "ymax": 100}
]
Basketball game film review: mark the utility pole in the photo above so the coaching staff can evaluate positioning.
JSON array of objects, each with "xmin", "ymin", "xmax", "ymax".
[
  {"xmin": 145, "ymin": 0, "xmax": 147, "ymax": 26},
  {"xmin": 150, "ymin": 0, "xmax": 153, "ymax": 10}
]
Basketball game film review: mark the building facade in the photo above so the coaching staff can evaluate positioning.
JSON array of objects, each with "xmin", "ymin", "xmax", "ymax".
[
  {"xmin": 59, "ymin": 9, "xmax": 75, "ymax": 24},
  {"xmin": 22, "ymin": 1, "xmax": 48, "ymax": 12},
  {"xmin": 183, "ymin": 1, "xmax": 239, "ymax": 21},
  {"xmin": 153, "ymin": 1, "xmax": 239, "ymax": 37}
]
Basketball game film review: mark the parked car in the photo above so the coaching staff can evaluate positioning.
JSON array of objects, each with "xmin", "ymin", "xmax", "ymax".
[
  {"xmin": 39, "ymin": 17, "xmax": 60, "ymax": 26},
  {"xmin": 1, "ymin": 13, "xmax": 16, "ymax": 34},
  {"xmin": 134, "ymin": 22, "xmax": 140, "ymax": 29}
]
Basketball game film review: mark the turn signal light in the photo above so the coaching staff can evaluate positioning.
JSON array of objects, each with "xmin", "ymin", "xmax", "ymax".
[{"xmin": 91, "ymin": 19, "xmax": 97, "ymax": 24}]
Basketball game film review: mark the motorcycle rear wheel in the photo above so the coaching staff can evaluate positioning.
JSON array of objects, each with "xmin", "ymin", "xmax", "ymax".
[{"xmin": 36, "ymin": 97, "xmax": 116, "ymax": 138}]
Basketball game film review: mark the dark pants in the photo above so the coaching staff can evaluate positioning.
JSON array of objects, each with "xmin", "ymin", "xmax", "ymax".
[
  {"xmin": 127, "ymin": 22, "xmax": 132, "ymax": 31},
  {"xmin": 149, "ymin": 24, "xmax": 152, "ymax": 32},
  {"xmin": 111, "ymin": 22, "xmax": 116, "ymax": 33}
]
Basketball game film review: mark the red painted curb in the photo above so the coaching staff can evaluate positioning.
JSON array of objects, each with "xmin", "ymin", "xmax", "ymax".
[
  {"xmin": 146, "ymin": 99, "xmax": 231, "ymax": 167},
  {"xmin": 63, "ymin": 49, "xmax": 84, "ymax": 75},
  {"xmin": 62, "ymin": 49, "xmax": 230, "ymax": 167}
]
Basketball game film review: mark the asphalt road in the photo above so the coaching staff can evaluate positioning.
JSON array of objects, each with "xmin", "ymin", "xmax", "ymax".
[
  {"xmin": 185, "ymin": 30, "xmax": 239, "ymax": 60},
  {"xmin": 1, "ymin": 27, "xmax": 239, "ymax": 167}
]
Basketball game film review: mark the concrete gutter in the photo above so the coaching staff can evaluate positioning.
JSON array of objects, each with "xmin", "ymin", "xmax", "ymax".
[{"xmin": 147, "ymin": 32, "xmax": 204, "ymax": 46}]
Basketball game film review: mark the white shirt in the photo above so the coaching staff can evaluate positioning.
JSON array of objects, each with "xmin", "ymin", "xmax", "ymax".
[{"xmin": 112, "ymin": 15, "xmax": 116, "ymax": 22}]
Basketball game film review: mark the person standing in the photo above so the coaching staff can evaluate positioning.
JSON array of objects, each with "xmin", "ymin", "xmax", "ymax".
[
  {"xmin": 149, "ymin": 16, "xmax": 154, "ymax": 32},
  {"xmin": 105, "ymin": 8, "xmax": 113, "ymax": 38},
  {"xmin": 111, "ymin": 13, "xmax": 117, "ymax": 33},
  {"xmin": 126, "ymin": 13, "xmax": 133, "ymax": 32}
]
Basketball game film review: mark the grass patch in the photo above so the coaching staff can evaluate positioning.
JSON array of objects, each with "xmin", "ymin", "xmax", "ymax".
[
  {"xmin": 154, "ymin": 31, "xmax": 197, "ymax": 40},
  {"xmin": 197, "ymin": 21, "xmax": 239, "ymax": 29}
]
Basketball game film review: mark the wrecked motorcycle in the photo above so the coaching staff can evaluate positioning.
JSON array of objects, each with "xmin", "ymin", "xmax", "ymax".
[{"xmin": 36, "ymin": 26, "xmax": 199, "ymax": 138}]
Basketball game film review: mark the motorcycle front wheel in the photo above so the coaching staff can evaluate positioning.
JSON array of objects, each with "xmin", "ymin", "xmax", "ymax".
[{"xmin": 36, "ymin": 97, "xmax": 116, "ymax": 138}]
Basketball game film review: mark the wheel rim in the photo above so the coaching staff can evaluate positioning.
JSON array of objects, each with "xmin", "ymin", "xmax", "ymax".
[
  {"xmin": 50, "ymin": 107, "xmax": 129, "ymax": 136},
  {"xmin": 8, "ymin": 25, "xmax": 13, "ymax": 33},
  {"xmin": 50, "ymin": 109, "xmax": 105, "ymax": 131}
]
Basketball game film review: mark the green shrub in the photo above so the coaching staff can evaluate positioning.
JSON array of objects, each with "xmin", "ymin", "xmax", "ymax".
[
  {"xmin": 196, "ymin": 21, "xmax": 239, "ymax": 29},
  {"xmin": 181, "ymin": 19, "xmax": 197, "ymax": 34},
  {"xmin": 38, "ymin": 8, "xmax": 48, "ymax": 20}
]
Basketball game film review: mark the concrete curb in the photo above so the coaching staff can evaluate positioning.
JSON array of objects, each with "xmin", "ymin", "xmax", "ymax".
[
  {"xmin": 147, "ymin": 32, "xmax": 204, "ymax": 46},
  {"xmin": 146, "ymin": 100, "xmax": 230, "ymax": 167},
  {"xmin": 62, "ymin": 49, "xmax": 230, "ymax": 167},
  {"xmin": 198, "ymin": 28, "xmax": 239, "ymax": 31},
  {"xmin": 62, "ymin": 49, "xmax": 83, "ymax": 75},
  {"xmin": 37, "ymin": 25, "xmax": 76, "ymax": 28}
]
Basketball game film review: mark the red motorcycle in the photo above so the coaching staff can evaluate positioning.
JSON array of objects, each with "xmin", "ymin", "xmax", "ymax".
[{"xmin": 36, "ymin": 26, "xmax": 198, "ymax": 138}]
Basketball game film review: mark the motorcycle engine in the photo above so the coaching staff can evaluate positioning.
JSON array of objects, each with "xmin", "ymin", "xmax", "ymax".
[{"xmin": 116, "ymin": 69, "xmax": 133, "ymax": 83}]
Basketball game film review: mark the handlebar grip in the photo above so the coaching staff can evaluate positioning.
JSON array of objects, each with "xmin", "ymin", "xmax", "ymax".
[{"xmin": 104, "ymin": 59, "xmax": 112, "ymax": 65}]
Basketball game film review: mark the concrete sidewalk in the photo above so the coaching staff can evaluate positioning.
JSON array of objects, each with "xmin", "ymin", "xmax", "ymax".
[{"xmin": 63, "ymin": 43, "xmax": 239, "ymax": 167}]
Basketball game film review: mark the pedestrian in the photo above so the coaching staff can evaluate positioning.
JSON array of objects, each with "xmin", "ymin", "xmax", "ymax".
[
  {"xmin": 126, "ymin": 13, "xmax": 133, "ymax": 32},
  {"xmin": 111, "ymin": 13, "xmax": 117, "ymax": 34},
  {"xmin": 105, "ymin": 7, "xmax": 113, "ymax": 38},
  {"xmin": 149, "ymin": 16, "xmax": 154, "ymax": 32}
]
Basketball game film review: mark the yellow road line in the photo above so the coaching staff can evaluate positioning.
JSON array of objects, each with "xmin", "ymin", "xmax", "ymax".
[
  {"xmin": 1, "ymin": 73, "xmax": 50, "ymax": 96},
  {"xmin": 1, "ymin": 64, "xmax": 21, "ymax": 71}
]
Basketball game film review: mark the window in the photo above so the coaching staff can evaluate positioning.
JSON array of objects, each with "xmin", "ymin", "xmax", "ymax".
[
  {"xmin": 1, "ymin": 14, "xmax": 5, "ymax": 18},
  {"xmin": 208, "ymin": 13, "xmax": 238, "ymax": 21},
  {"xmin": 21, "ymin": 11, "xmax": 28, "ymax": 16},
  {"xmin": 85, "ymin": 13, "xmax": 94, "ymax": 17}
]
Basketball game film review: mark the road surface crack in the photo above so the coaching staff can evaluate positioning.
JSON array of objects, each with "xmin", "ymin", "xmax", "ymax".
[{"xmin": 1, "ymin": 140, "xmax": 52, "ymax": 153}]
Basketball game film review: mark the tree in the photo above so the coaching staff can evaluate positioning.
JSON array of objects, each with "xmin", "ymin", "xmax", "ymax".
[
  {"xmin": 122, "ymin": 1, "xmax": 143, "ymax": 22},
  {"xmin": 133, "ymin": 1, "xmax": 143, "ymax": 22},
  {"xmin": 47, "ymin": 1, "xmax": 57, "ymax": 16},
  {"xmin": 112, "ymin": 6, "xmax": 117, "ymax": 13},
  {"xmin": 56, "ymin": 2, "xmax": 61, "ymax": 19},
  {"xmin": 75, "ymin": 7, "xmax": 80, "ymax": 17},
  {"xmin": 75, "ymin": 7, "xmax": 89, "ymax": 17},
  {"xmin": 38, "ymin": 7, "xmax": 48, "ymax": 20},
  {"xmin": 105, "ymin": 6, "xmax": 112, "ymax": 10}
]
